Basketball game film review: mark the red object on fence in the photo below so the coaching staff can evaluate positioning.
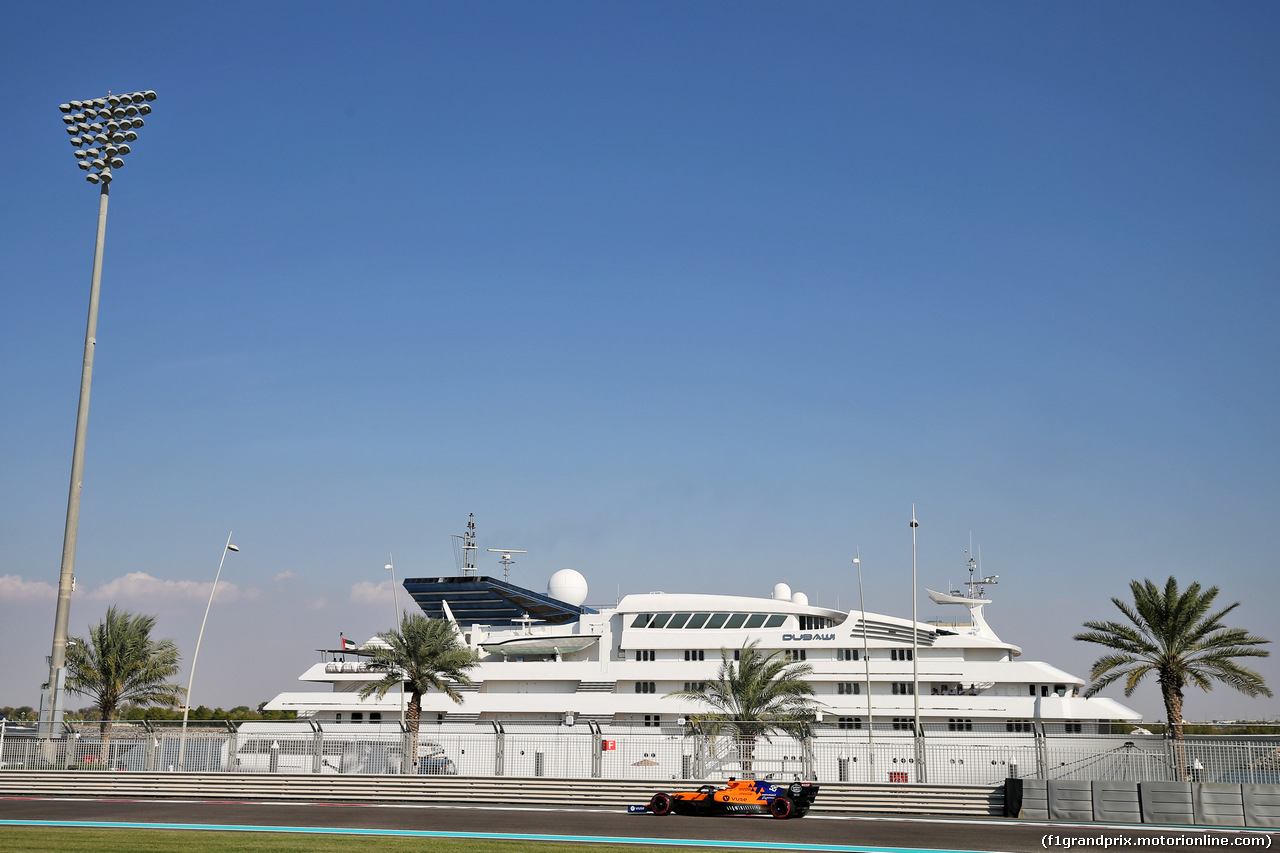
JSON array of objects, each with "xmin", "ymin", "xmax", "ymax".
[
  {"xmin": 602, "ymin": 740, "xmax": 617, "ymax": 751},
  {"xmin": 889, "ymin": 771, "xmax": 909, "ymax": 783}
]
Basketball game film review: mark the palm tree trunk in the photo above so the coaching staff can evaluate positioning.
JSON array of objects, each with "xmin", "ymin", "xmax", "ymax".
[
  {"xmin": 406, "ymin": 691, "xmax": 422, "ymax": 773},
  {"xmin": 1160, "ymin": 677, "xmax": 1187, "ymax": 780},
  {"xmin": 98, "ymin": 703, "xmax": 113, "ymax": 767}
]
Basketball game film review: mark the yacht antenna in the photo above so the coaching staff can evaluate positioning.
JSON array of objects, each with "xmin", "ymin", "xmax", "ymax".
[
  {"xmin": 963, "ymin": 540, "xmax": 998, "ymax": 599},
  {"xmin": 452, "ymin": 513, "xmax": 479, "ymax": 576},
  {"xmin": 487, "ymin": 548, "xmax": 527, "ymax": 580}
]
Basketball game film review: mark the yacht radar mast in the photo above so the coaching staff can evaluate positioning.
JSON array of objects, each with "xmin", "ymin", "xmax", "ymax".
[
  {"xmin": 487, "ymin": 548, "xmax": 527, "ymax": 580},
  {"xmin": 452, "ymin": 514, "xmax": 479, "ymax": 576},
  {"xmin": 926, "ymin": 542, "xmax": 1002, "ymax": 641}
]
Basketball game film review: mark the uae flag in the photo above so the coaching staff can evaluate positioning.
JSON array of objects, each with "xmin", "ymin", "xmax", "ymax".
[{"xmin": 341, "ymin": 636, "xmax": 358, "ymax": 650}]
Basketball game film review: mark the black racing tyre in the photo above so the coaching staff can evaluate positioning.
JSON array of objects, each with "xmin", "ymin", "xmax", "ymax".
[
  {"xmin": 650, "ymin": 793, "xmax": 674, "ymax": 815},
  {"xmin": 795, "ymin": 804, "xmax": 810, "ymax": 817},
  {"xmin": 769, "ymin": 795, "xmax": 794, "ymax": 819}
]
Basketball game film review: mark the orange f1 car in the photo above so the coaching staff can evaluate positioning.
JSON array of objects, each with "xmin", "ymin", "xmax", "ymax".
[{"xmin": 629, "ymin": 779, "xmax": 819, "ymax": 819}]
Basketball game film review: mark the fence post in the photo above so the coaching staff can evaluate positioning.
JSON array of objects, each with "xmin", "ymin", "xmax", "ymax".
[
  {"xmin": 491, "ymin": 721, "xmax": 505, "ymax": 777},
  {"xmin": 1034, "ymin": 722, "xmax": 1047, "ymax": 780},
  {"xmin": 226, "ymin": 721, "xmax": 239, "ymax": 774},
  {"xmin": 914, "ymin": 724, "xmax": 928, "ymax": 783},
  {"xmin": 802, "ymin": 727, "xmax": 815, "ymax": 780},
  {"xmin": 310, "ymin": 721, "xmax": 323, "ymax": 774},
  {"xmin": 401, "ymin": 721, "xmax": 414, "ymax": 775},
  {"xmin": 588, "ymin": 720, "xmax": 602, "ymax": 778}
]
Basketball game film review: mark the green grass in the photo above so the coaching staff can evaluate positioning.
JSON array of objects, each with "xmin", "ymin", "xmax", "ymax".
[{"xmin": 0, "ymin": 827, "xmax": 727, "ymax": 853}]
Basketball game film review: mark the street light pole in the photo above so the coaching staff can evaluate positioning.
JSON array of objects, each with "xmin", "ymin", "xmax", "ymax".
[
  {"xmin": 178, "ymin": 533, "xmax": 238, "ymax": 769},
  {"xmin": 910, "ymin": 505, "xmax": 926, "ymax": 782},
  {"xmin": 41, "ymin": 91, "xmax": 157, "ymax": 741},
  {"xmin": 385, "ymin": 557, "xmax": 406, "ymax": 726}
]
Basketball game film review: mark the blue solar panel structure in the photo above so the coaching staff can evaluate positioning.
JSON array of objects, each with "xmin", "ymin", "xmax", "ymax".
[{"xmin": 402, "ymin": 575, "xmax": 596, "ymax": 626}]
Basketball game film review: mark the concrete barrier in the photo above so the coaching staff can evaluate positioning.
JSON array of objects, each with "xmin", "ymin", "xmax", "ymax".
[
  {"xmin": 1139, "ymin": 782, "xmax": 1193, "ymax": 825},
  {"xmin": 1016, "ymin": 779, "xmax": 1049, "ymax": 820},
  {"xmin": 1092, "ymin": 781, "xmax": 1143, "ymax": 824},
  {"xmin": 1193, "ymin": 783, "xmax": 1245, "ymax": 827},
  {"xmin": 1243, "ymin": 784, "xmax": 1280, "ymax": 829},
  {"xmin": 1048, "ymin": 780, "xmax": 1093, "ymax": 822}
]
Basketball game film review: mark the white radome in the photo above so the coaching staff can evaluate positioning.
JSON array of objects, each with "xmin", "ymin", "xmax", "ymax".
[{"xmin": 548, "ymin": 568, "xmax": 589, "ymax": 606}]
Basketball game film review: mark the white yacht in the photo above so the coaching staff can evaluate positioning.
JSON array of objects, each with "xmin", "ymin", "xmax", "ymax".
[{"xmin": 265, "ymin": 521, "xmax": 1141, "ymax": 733}]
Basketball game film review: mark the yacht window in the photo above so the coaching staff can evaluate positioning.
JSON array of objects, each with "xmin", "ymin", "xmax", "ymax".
[
  {"xmin": 667, "ymin": 613, "xmax": 690, "ymax": 629},
  {"xmin": 743, "ymin": 614, "xmax": 766, "ymax": 629},
  {"xmin": 684, "ymin": 681, "xmax": 706, "ymax": 692},
  {"xmin": 369, "ymin": 712, "xmax": 381, "ymax": 723},
  {"xmin": 352, "ymin": 712, "xmax": 363, "ymax": 722},
  {"xmin": 635, "ymin": 650, "xmax": 655, "ymax": 662},
  {"xmin": 705, "ymin": 613, "xmax": 728, "ymax": 629},
  {"xmin": 631, "ymin": 614, "xmax": 652, "ymax": 628},
  {"xmin": 785, "ymin": 649, "xmax": 807, "ymax": 661},
  {"xmin": 1029, "ymin": 685, "xmax": 1037, "ymax": 696},
  {"xmin": 686, "ymin": 613, "xmax": 710, "ymax": 629},
  {"xmin": 892, "ymin": 717, "xmax": 912, "ymax": 731},
  {"xmin": 651, "ymin": 613, "xmax": 673, "ymax": 629},
  {"xmin": 837, "ymin": 716, "xmax": 862, "ymax": 730},
  {"xmin": 335, "ymin": 713, "xmax": 343, "ymax": 723},
  {"xmin": 684, "ymin": 649, "xmax": 705, "ymax": 661},
  {"xmin": 724, "ymin": 614, "xmax": 747, "ymax": 629},
  {"xmin": 837, "ymin": 648, "xmax": 859, "ymax": 661},
  {"xmin": 764, "ymin": 615, "xmax": 786, "ymax": 628},
  {"xmin": 635, "ymin": 681, "xmax": 656, "ymax": 694},
  {"xmin": 948, "ymin": 718, "xmax": 973, "ymax": 731},
  {"xmin": 643, "ymin": 714, "xmax": 661, "ymax": 727}
]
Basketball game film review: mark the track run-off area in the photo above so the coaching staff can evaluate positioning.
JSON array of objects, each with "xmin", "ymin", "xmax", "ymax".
[{"xmin": 1, "ymin": 797, "xmax": 1276, "ymax": 853}]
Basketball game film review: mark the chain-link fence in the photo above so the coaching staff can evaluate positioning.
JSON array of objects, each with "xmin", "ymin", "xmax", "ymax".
[{"xmin": 2, "ymin": 719, "xmax": 1276, "ymax": 784}]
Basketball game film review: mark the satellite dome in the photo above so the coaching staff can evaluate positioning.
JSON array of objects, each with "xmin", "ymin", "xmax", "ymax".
[
  {"xmin": 548, "ymin": 568, "xmax": 589, "ymax": 607},
  {"xmin": 772, "ymin": 583, "xmax": 792, "ymax": 601},
  {"xmin": 791, "ymin": 592, "xmax": 809, "ymax": 607}
]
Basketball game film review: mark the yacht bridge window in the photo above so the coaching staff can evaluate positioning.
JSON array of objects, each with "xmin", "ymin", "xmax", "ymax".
[{"xmin": 630, "ymin": 612, "xmax": 787, "ymax": 629}]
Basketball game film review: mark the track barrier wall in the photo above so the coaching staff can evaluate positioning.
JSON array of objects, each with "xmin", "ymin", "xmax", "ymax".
[{"xmin": 1006, "ymin": 779, "xmax": 1280, "ymax": 828}]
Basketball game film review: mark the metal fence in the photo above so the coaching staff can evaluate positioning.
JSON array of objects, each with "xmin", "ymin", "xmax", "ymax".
[{"xmin": 2, "ymin": 719, "xmax": 1277, "ymax": 785}]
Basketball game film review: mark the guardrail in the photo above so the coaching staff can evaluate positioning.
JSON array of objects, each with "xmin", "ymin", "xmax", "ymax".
[{"xmin": 0, "ymin": 772, "xmax": 1003, "ymax": 817}]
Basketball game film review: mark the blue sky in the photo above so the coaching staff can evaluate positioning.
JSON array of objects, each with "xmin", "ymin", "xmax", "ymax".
[{"xmin": 2, "ymin": 2, "xmax": 1277, "ymax": 721}]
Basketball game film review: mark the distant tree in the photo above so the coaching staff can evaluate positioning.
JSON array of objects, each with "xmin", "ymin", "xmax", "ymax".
[
  {"xmin": 359, "ymin": 613, "xmax": 479, "ymax": 749},
  {"xmin": 1076, "ymin": 577, "xmax": 1272, "ymax": 740},
  {"xmin": 666, "ymin": 640, "xmax": 819, "ymax": 777},
  {"xmin": 0, "ymin": 706, "xmax": 36, "ymax": 722},
  {"xmin": 65, "ymin": 606, "xmax": 183, "ymax": 752}
]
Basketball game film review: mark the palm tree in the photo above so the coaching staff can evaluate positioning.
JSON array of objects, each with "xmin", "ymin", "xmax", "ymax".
[
  {"xmin": 64, "ymin": 606, "xmax": 183, "ymax": 758},
  {"xmin": 358, "ymin": 613, "xmax": 479, "ymax": 747},
  {"xmin": 666, "ymin": 640, "xmax": 820, "ymax": 778},
  {"xmin": 1075, "ymin": 577, "xmax": 1271, "ymax": 740}
]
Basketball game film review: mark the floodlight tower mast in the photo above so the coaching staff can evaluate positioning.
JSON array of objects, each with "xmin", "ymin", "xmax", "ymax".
[{"xmin": 40, "ymin": 90, "xmax": 157, "ymax": 740}]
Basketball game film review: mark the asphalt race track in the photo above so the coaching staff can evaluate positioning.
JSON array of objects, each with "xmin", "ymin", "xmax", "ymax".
[{"xmin": 1, "ymin": 797, "xmax": 1276, "ymax": 852}]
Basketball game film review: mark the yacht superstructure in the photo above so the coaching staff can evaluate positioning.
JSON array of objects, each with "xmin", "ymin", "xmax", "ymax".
[{"xmin": 265, "ymin": 524, "xmax": 1141, "ymax": 731}]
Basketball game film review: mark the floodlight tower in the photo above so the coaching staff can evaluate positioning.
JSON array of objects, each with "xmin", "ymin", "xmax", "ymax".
[{"xmin": 39, "ymin": 91, "xmax": 157, "ymax": 740}]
